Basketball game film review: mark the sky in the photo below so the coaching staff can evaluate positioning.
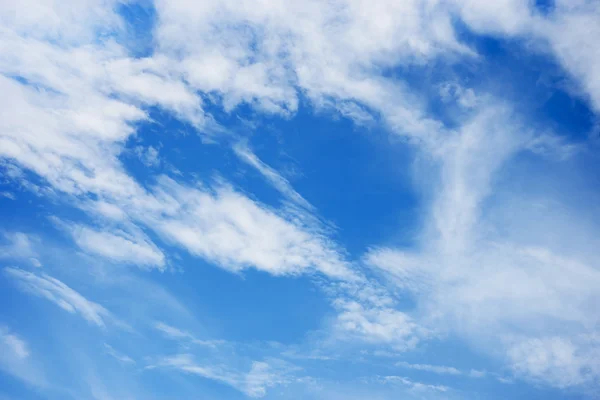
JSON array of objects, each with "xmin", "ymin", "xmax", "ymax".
[{"xmin": 0, "ymin": 0, "xmax": 600, "ymax": 399}]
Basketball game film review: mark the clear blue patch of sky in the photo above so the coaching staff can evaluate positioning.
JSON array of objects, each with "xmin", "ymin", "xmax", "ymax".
[
  {"xmin": 0, "ymin": 375, "xmax": 48, "ymax": 400},
  {"xmin": 150, "ymin": 253, "xmax": 332, "ymax": 344},
  {"xmin": 244, "ymin": 105, "xmax": 422, "ymax": 256}
]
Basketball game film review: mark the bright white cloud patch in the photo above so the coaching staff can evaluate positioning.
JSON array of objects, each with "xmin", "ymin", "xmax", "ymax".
[
  {"xmin": 148, "ymin": 179, "xmax": 353, "ymax": 278},
  {"xmin": 67, "ymin": 223, "xmax": 166, "ymax": 269}
]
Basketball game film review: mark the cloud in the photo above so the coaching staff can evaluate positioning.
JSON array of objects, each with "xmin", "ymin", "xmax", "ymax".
[
  {"xmin": 396, "ymin": 362, "xmax": 461, "ymax": 376},
  {"xmin": 333, "ymin": 300, "xmax": 423, "ymax": 351},
  {"xmin": 103, "ymin": 343, "xmax": 135, "ymax": 365},
  {"xmin": 154, "ymin": 322, "xmax": 195, "ymax": 341},
  {"xmin": 66, "ymin": 223, "xmax": 166, "ymax": 269},
  {"xmin": 395, "ymin": 361, "xmax": 488, "ymax": 380},
  {"xmin": 154, "ymin": 322, "xmax": 223, "ymax": 348},
  {"xmin": 153, "ymin": 0, "xmax": 470, "ymax": 127},
  {"xmin": 1, "ymin": 327, "xmax": 29, "ymax": 360},
  {"xmin": 145, "ymin": 178, "xmax": 354, "ymax": 279},
  {"xmin": 0, "ymin": 191, "xmax": 16, "ymax": 200},
  {"xmin": 0, "ymin": 232, "xmax": 41, "ymax": 267},
  {"xmin": 4, "ymin": 267, "xmax": 111, "ymax": 327},
  {"xmin": 0, "ymin": 20, "xmax": 353, "ymax": 280},
  {"xmin": 233, "ymin": 142, "xmax": 313, "ymax": 211},
  {"xmin": 541, "ymin": 2, "xmax": 600, "ymax": 111},
  {"xmin": 0, "ymin": 326, "xmax": 45, "ymax": 388},
  {"xmin": 377, "ymin": 375, "xmax": 449, "ymax": 393},
  {"xmin": 366, "ymin": 102, "xmax": 600, "ymax": 387},
  {"xmin": 451, "ymin": 0, "xmax": 600, "ymax": 112},
  {"xmin": 152, "ymin": 354, "xmax": 294, "ymax": 398},
  {"xmin": 134, "ymin": 145, "xmax": 161, "ymax": 168},
  {"xmin": 506, "ymin": 335, "xmax": 600, "ymax": 388}
]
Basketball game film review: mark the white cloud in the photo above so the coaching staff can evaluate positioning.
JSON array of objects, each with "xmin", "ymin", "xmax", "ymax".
[
  {"xmin": 103, "ymin": 343, "xmax": 135, "ymax": 365},
  {"xmin": 0, "ymin": 0, "xmax": 122, "ymax": 43},
  {"xmin": 67, "ymin": 223, "xmax": 166, "ymax": 269},
  {"xmin": 333, "ymin": 300, "xmax": 422, "ymax": 350},
  {"xmin": 244, "ymin": 361, "xmax": 291, "ymax": 398},
  {"xmin": 396, "ymin": 361, "xmax": 461, "ymax": 376},
  {"xmin": 134, "ymin": 145, "xmax": 161, "ymax": 168},
  {"xmin": 366, "ymin": 102, "xmax": 600, "ymax": 387},
  {"xmin": 4, "ymin": 267, "xmax": 111, "ymax": 327},
  {"xmin": 155, "ymin": 322, "xmax": 194, "ymax": 341},
  {"xmin": 469, "ymin": 369, "xmax": 487, "ymax": 378},
  {"xmin": 0, "ymin": 232, "xmax": 40, "ymax": 265},
  {"xmin": 149, "ymin": 0, "xmax": 473, "ymax": 139},
  {"xmin": 540, "ymin": 2, "xmax": 600, "ymax": 111},
  {"xmin": 152, "ymin": 354, "xmax": 293, "ymax": 398},
  {"xmin": 154, "ymin": 322, "xmax": 223, "ymax": 348},
  {"xmin": 145, "ymin": 178, "xmax": 354, "ymax": 279},
  {"xmin": 0, "ymin": 327, "xmax": 29, "ymax": 360},
  {"xmin": 0, "ymin": 19, "xmax": 353, "ymax": 279},
  {"xmin": 506, "ymin": 335, "xmax": 600, "ymax": 388},
  {"xmin": 0, "ymin": 191, "xmax": 16, "ymax": 200},
  {"xmin": 363, "ymin": 249, "xmax": 430, "ymax": 295},
  {"xmin": 378, "ymin": 375, "xmax": 449, "ymax": 393},
  {"xmin": 0, "ymin": 326, "xmax": 45, "ymax": 388}
]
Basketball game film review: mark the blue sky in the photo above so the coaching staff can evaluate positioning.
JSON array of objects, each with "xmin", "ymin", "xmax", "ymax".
[{"xmin": 1, "ymin": 1, "xmax": 600, "ymax": 399}]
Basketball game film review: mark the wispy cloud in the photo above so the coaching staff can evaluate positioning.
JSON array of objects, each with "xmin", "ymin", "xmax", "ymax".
[
  {"xmin": 366, "ymin": 102, "xmax": 600, "ymax": 387},
  {"xmin": 5, "ymin": 267, "xmax": 111, "ymax": 327},
  {"xmin": 150, "ymin": 354, "xmax": 294, "ymax": 398},
  {"xmin": 64, "ymin": 222, "xmax": 166, "ymax": 270},
  {"xmin": 377, "ymin": 375, "xmax": 449, "ymax": 393},
  {"xmin": 155, "ymin": 322, "xmax": 224, "ymax": 348},
  {"xmin": 396, "ymin": 361, "xmax": 461, "ymax": 376},
  {"xmin": 1, "ymin": 327, "xmax": 29, "ymax": 360},
  {"xmin": 0, "ymin": 232, "xmax": 42, "ymax": 267},
  {"xmin": 103, "ymin": 343, "xmax": 135, "ymax": 365},
  {"xmin": 233, "ymin": 142, "xmax": 314, "ymax": 211},
  {"xmin": 396, "ymin": 361, "xmax": 487, "ymax": 379},
  {"xmin": 332, "ymin": 300, "xmax": 424, "ymax": 351},
  {"xmin": 0, "ymin": 326, "xmax": 45, "ymax": 388}
]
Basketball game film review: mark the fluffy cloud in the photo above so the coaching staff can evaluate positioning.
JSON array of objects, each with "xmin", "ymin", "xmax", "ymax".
[
  {"xmin": 0, "ymin": 232, "xmax": 42, "ymax": 267},
  {"xmin": 333, "ymin": 300, "xmax": 423, "ymax": 350},
  {"xmin": 395, "ymin": 362, "xmax": 461, "ymax": 376},
  {"xmin": 366, "ymin": 103, "xmax": 600, "ymax": 387},
  {"xmin": 145, "ymin": 178, "xmax": 352, "ymax": 278},
  {"xmin": 155, "ymin": 321, "xmax": 224, "ymax": 348},
  {"xmin": 377, "ymin": 375, "xmax": 449, "ymax": 393},
  {"xmin": 506, "ymin": 335, "xmax": 600, "ymax": 388},
  {"xmin": 103, "ymin": 343, "xmax": 136, "ymax": 365}
]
